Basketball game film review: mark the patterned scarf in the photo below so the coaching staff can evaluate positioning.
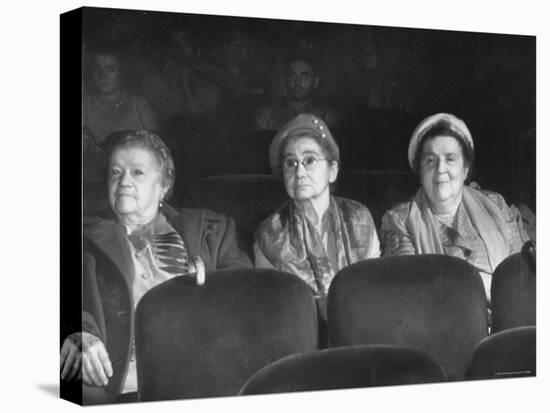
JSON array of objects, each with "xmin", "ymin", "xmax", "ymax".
[
  {"xmin": 256, "ymin": 196, "xmax": 378, "ymax": 296},
  {"xmin": 126, "ymin": 213, "xmax": 190, "ymax": 277},
  {"xmin": 406, "ymin": 186, "xmax": 510, "ymax": 272}
]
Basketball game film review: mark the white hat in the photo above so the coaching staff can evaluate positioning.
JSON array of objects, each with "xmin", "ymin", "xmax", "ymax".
[{"xmin": 408, "ymin": 113, "xmax": 474, "ymax": 171}]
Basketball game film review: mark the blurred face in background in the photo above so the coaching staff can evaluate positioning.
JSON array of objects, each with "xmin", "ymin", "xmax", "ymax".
[
  {"xmin": 287, "ymin": 60, "xmax": 319, "ymax": 100},
  {"xmin": 92, "ymin": 54, "xmax": 121, "ymax": 95},
  {"xmin": 224, "ymin": 31, "xmax": 249, "ymax": 65},
  {"xmin": 171, "ymin": 29, "xmax": 195, "ymax": 58}
]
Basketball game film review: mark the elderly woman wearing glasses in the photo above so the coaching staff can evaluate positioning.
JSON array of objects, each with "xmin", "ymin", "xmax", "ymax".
[
  {"xmin": 254, "ymin": 114, "xmax": 380, "ymax": 315},
  {"xmin": 380, "ymin": 113, "xmax": 529, "ymax": 301}
]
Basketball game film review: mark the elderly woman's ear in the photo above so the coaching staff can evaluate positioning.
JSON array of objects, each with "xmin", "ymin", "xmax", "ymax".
[{"xmin": 329, "ymin": 160, "xmax": 339, "ymax": 183}]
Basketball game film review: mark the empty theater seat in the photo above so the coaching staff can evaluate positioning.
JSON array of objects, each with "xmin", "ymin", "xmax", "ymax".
[
  {"xmin": 466, "ymin": 326, "xmax": 536, "ymax": 380},
  {"xmin": 334, "ymin": 170, "xmax": 418, "ymax": 227},
  {"xmin": 337, "ymin": 107, "xmax": 418, "ymax": 171},
  {"xmin": 327, "ymin": 255, "xmax": 489, "ymax": 380},
  {"xmin": 239, "ymin": 344, "xmax": 447, "ymax": 395},
  {"xmin": 491, "ymin": 247, "xmax": 536, "ymax": 334},
  {"xmin": 134, "ymin": 268, "xmax": 318, "ymax": 401},
  {"xmin": 179, "ymin": 175, "xmax": 287, "ymax": 255}
]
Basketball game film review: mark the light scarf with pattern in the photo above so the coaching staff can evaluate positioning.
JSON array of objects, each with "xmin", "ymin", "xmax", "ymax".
[{"xmin": 406, "ymin": 186, "xmax": 510, "ymax": 272}]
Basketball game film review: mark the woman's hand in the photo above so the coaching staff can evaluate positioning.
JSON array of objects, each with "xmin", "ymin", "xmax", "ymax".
[
  {"xmin": 60, "ymin": 332, "xmax": 113, "ymax": 386},
  {"xmin": 60, "ymin": 333, "xmax": 82, "ymax": 382},
  {"xmin": 81, "ymin": 332, "xmax": 113, "ymax": 387}
]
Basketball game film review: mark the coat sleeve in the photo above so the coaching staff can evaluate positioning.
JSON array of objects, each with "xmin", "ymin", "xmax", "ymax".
[
  {"xmin": 81, "ymin": 250, "xmax": 107, "ymax": 342},
  {"xmin": 481, "ymin": 190, "xmax": 530, "ymax": 254},
  {"xmin": 206, "ymin": 213, "xmax": 253, "ymax": 270},
  {"xmin": 253, "ymin": 241, "xmax": 276, "ymax": 269},
  {"xmin": 380, "ymin": 203, "xmax": 417, "ymax": 256}
]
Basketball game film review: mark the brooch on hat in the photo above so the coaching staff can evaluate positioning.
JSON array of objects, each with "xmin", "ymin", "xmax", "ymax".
[{"xmin": 312, "ymin": 117, "xmax": 327, "ymax": 138}]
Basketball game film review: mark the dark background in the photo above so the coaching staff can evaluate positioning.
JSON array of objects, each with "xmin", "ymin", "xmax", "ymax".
[{"xmin": 82, "ymin": 7, "xmax": 536, "ymax": 211}]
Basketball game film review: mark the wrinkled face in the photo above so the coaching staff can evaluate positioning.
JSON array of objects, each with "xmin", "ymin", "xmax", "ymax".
[
  {"xmin": 282, "ymin": 137, "xmax": 338, "ymax": 203},
  {"xmin": 287, "ymin": 60, "xmax": 318, "ymax": 100},
  {"xmin": 108, "ymin": 146, "xmax": 167, "ymax": 222},
  {"xmin": 420, "ymin": 136, "xmax": 469, "ymax": 209},
  {"xmin": 92, "ymin": 54, "xmax": 121, "ymax": 95}
]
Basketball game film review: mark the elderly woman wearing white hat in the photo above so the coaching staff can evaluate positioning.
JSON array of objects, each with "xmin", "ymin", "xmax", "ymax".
[
  {"xmin": 254, "ymin": 114, "xmax": 380, "ymax": 307},
  {"xmin": 381, "ymin": 113, "xmax": 529, "ymax": 300}
]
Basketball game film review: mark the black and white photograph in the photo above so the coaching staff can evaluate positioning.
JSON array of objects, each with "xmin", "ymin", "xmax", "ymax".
[{"xmin": 2, "ymin": 1, "xmax": 548, "ymax": 412}]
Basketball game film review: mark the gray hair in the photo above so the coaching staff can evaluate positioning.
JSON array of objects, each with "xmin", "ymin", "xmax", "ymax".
[{"xmin": 102, "ymin": 130, "xmax": 175, "ymax": 200}]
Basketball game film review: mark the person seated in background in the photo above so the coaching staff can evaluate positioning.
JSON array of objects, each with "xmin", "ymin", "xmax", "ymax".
[
  {"xmin": 380, "ymin": 113, "xmax": 530, "ymax": 301},
  {"xmin": 84, "ymin": 44, "xmax": 159, "ymax": 144},
  {"xmin": 254, "ymin": 114, "xmax": 379, "ymax": 326},
  {"xmin": 256, "ymin": 56, "xmax": 339, "ymax": 130},
  {"xmin": 141, "ymin": 27, "xmax": 222, "ymax": 122},
  {"xmin": 61, "ymin": 130, "xmax": 251, "ymax": 404}
]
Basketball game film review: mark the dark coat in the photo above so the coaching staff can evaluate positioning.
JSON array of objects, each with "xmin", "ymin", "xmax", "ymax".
[{"xmin": 78, "ymin": 205, "xmax": 252, "ymax": 396}]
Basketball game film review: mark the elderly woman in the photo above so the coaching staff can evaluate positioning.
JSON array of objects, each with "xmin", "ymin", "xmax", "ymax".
[
  {"xmin": 84, "ymin": 45, "xmax": 159, "ymax": 144},
  {"xmin": 381, "ymin": 113, "xmax": 529, "ymax": 300},
  {"xmin": 254, "ymin": 114, "xmax": 380, "ymax": 312},
  {"xmin": 60, "ymin": 130, "xmax": 251, "ymax": 404}
]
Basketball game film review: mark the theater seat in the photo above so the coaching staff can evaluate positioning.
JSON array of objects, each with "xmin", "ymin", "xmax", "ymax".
[
  {"xmin": 466, "ymin": 326, "xmax": 536, "ymax": 380},
  {"xmin": 239, "ymin": 344, "xmax": 447, "ymax": 395},
  {"xmin": 180, "ymin": 175, "xmax": 288, "ymax": 256},
  {"xmin": 491, "ymin": 247, "xmax": 536, "ymax": 333},
  {"xmin": 327, "ymin": 255, "xmax": 489, "ymax": 380},
  {"xmin": 337, "ymin": 107, "xmax": 418, "ymax": 171},
  {"xmin": 134, "ymin": 268, "xmax": 318, "ymax": 401},
  {"xmin": 334, "ymin": 170, "xmax": 418, "ymax": 227}
]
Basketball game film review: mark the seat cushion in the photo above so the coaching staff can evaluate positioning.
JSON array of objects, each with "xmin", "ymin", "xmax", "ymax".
[{"xmin": 240, "ymin": 344, "xmax": 447, "ymax": 395}]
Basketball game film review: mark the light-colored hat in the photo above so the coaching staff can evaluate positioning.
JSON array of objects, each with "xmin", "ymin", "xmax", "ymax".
[
  {"xmin": 408, "ymin": 113, "xmax": 474, "ymax": 171},
  {"xmin": 269, "ymin": 114, "xmax": 339, "ymax": 173}
]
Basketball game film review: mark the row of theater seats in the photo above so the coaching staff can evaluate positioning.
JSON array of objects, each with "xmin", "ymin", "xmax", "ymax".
[
  {"xmin": 176, "ymin": 169, "xmax": 533, "ymax": 258},
  {"xmin": 178, "ymin": 171, "xmax": 419, "ymax": 257},
  {"xmin": 161, "ymin": 112, "xmax": 534, "ymax": 211},
  {"xmin": 133, "ymin": 251, "xmax": 536, "ymax": 402},
  {"xmin": 160, "ymin": 108, "xmax": 417, "ymax": 177}
]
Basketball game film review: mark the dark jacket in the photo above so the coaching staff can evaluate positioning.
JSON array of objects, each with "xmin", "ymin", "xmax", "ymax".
[{"xmin": 78, "ymin": 205, "xmax": 252, "ymax": 396}]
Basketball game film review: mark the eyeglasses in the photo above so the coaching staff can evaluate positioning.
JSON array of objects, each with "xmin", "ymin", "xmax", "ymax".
[{"xmin": 282, "ymin": 155, "xmax": 328, "ymax": 172}]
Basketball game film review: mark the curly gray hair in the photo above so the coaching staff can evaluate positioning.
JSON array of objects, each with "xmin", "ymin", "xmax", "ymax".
[{"xmin": 102, "ymin": 130, "xmax": 175, "ymax": 200}]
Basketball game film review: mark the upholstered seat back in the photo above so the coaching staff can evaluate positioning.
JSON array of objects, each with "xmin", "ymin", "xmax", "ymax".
[
  {"xmin": 135, "ymin": 268, "xmax": 318, "ymax": 401},
  {"xmin": 179, "ymin": 171, "xmax": 418, "ymax": 255},
  {"xmin": 491, "ymin": 250, "xmax": 536, "ymax": 333},
  {"xmin": 466, "ymin": 326, "xmax": 536, "ymax": 380},
  {"xmin": 334, "ymin": 170, "xmax": 418, "ymax": 227},
  {"xmin": 327, "ymin": 255, "xmax": 489, "ymax": 380},
  {"xmin": 180, "ymin": 175, "xmax": 287, "ymax": 256},
  {"xmin": 239, "ymin": 344, "xmax": 447, "ymax": 395}
]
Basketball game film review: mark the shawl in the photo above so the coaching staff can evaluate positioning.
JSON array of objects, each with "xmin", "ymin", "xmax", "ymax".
[
  {"xmin": 255, "ymin": 196, "xmax": 379, "ymax": 296},
  {"xmin": 406, "ymin": 186, "xmax": 510, "ymax": 271}
]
